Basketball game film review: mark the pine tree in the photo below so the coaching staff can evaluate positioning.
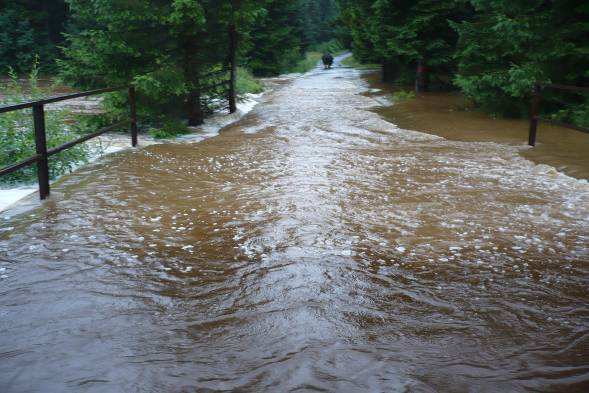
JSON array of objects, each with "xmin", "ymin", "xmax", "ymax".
[
  {"xmin": 247, "ymin": 1, "xmax": 303, "ymax": 76},
  {"xmin": 452, "ymin": 0, "xmax": 589, "ymax": 116}
]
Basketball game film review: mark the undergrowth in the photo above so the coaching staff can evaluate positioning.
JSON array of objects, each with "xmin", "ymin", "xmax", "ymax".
[{"xmin": 0, "ymin": 59, "xmax": 99, "ymax": 185}]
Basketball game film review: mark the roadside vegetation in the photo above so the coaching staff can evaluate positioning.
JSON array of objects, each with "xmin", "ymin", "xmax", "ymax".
[
  {"xmin": 1, "ymin": 1, "xmax": 339, "ymax": 184},
  {"xmin": 290, "ymin": 40, "xmax": 347, "ymax": 74},
  {"xmin": 0, "ymin": 62, "xmax": 97, "ymax": 184},
  {"xmin": 236, "ymin": 68, "xmax": 264, "ymax": 95},
  {"xmin": 149, "ymin": 120, "xmax": 191, "ymax": 140},
  {"xmin": 3, "ymin": 0, "xmax": 586, "ymax": 187},
  {"xmin": 340, "ymin": 56, "xmax": 379, "ymax": 70},
  {"xmin": 2, "ymin": 1, "xmax": 339, "ymax": 126},
  {"xmin": 391, "ymin": 90, "xmax": 416, "ymax": 102},
  {"xmin": 337, "ymin": 0, "xmax": 588, "ymax": 125}
]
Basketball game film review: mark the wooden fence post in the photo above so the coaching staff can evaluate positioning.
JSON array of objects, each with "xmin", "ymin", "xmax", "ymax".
[
  {"xmin": 382, "ymin": 61, "xmax": 397, "ymax": 83},
  {"xmin": 415, "ymin": 59, "xmax": 427, "ymax": 93},
  {"xmin": 528, "ymin": 84, "xmax": 541, "ymax": 146},
  {"xmin": 128, "ymin": 86, "xmax": 138, "ymax": 147},
  {"xmin": 228, "ymin": 24, "xmax": 238, "ymax": 114},
  {"xmin": 32, "ymin": 104, "xmax": 50, "ymax": 199}
]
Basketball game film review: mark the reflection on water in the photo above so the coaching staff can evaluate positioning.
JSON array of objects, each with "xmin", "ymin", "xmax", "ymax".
[
  {"xmin": 365, "ymin": 73, "xmax": 589, "ymax": 180},
  {"xmin": 1, "ymin": 57, "xmax": 588, "ymax": 392}
]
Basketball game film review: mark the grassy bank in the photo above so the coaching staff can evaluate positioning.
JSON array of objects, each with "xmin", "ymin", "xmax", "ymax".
[
  {"xmin": 290, "ymin": 40, "xmax": 347, "ymax": 74},
  {"xmin": 291, "ymin": 52, "xmax": 324, "ymax": 73},
  {"xmin": 236, "ymin": 67, "xmax": 264, "ymax": 95},
  {"xmin": 149, "ymin": 67, "xmax": 264, "ymax": 139},
  {"xmin": 341, "ymin": 55, "xmax": 380, "ymax": 70}
]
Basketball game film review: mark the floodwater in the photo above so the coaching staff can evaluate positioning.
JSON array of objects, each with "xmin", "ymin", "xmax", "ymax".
[
  {"xmin": 1, "ymin": 56, "xmax": 588, "ymax": 392},
  {"xmin": 364, "ymin": 74, "xmax": 589, "ymax": 180}
]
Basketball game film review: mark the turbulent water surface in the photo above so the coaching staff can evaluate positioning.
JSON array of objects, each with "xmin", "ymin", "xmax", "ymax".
[{"xmin": 1, "ymin": 57, "xmax": 588, "ymax": 392}]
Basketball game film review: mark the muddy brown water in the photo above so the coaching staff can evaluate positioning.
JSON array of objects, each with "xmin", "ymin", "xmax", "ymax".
[
  {"xmin": 364, "ymin": 73, "xmax": 589, "ymax": 180},
  {"xmin": 1, "ymin": 57, "xmax": 588, "ymax": 392}
]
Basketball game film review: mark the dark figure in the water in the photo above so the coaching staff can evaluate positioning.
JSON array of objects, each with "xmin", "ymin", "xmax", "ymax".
[{"xmin": 322, "ymin": 53, "xmax": 334, "ymax": 69}]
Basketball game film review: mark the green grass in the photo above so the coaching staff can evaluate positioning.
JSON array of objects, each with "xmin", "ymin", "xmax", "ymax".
[
  {"xmin": 311, "ymin": 40, "xmax": 346, "ymax": 56},
  {"xmin": 341, "ymin": 55, "xmax": 380, "ymax": 70},
  {"xmin": 149, "ymin": 119, "xmax": 191, "ymax": 139},
  {"xmin": 291, "ymin": 52, "xmax": 324, "ymax": 73},
  {"xmin": 289, "ymin": 40, "xmax": 349, "ymax": 74},
  {"xmin": 148, "ymin": 67, "xmax": 263, "ymax": 139},
  {"xmin": 236, "ymin": 67, "xmax": 264, "ymax": 95},
  {"xmin": 1, "ymin": 60, "xmax": 97, "ymax": 185},
  {"xmin": 392, "ymin": 90, "xmax": 416, "ymax": 102}
]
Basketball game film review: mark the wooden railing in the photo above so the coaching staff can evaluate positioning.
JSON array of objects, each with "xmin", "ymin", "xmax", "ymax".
[
  {"xmin": 0, "ymin": 87, "xmax": 138, "ymax": 200},
  {"xmin": 529, "ymin": 84, "xmax": 589, "ymax": 146}
]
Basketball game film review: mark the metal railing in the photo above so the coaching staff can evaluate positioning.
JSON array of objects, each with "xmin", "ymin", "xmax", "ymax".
[
  {"xmin": 528, "ymin": 83, "xmax": 589, "ymax": 146},
  {"xmin": 0, "ymin": 87, "xmax": 138, "ymax": 200}
]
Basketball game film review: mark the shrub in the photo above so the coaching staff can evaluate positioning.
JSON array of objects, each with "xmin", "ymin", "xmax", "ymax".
[
  {"xmin": 291, "ymin": 52, "xmax": 323, "ymax": 73},
  {"xmin": 310, "ymin": 40, "xmax": 345, "ymax": 55},
  {"xmin": 340, "ymin": 55, "xmax": 379, "ymax": 70},
  {"xmin": 550, "ymin": 100, "xmax": 589, "ymax": 129},
  {"xmin": 0, "ymin": 61, "xmax": 94, "ymax": 185},
  {"xmin": 236, "ymin": 67, "xmax": 264, "ymax": 95},
  {"xmin": 149, "ymin": 119, "xmax": 191, "ymax": 139},
  {"xmin": 392, "ymin": 90, "xmax": 416, "ymax": 102}
]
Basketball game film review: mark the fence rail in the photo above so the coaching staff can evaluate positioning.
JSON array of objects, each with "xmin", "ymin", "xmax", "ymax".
[
  {"xmin": 529, "ymin": 83, "xmax": 589, "ymax": 146},
  {"xmin": 0, "ymin": 87, "xmax": 121, "ymax": 114},
  {"xmin": 0, "ymin": 87, "xmax": 138, "ymax": 200}
]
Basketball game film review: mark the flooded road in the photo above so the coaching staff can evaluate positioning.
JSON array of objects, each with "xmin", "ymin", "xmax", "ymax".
[
  {"xmin": 1, "ymin": 57, "xmax": 588, "ymax": 392},
  {"xmin": 365, "ymin": 75, "xmax": 589, "ymax": 180}
]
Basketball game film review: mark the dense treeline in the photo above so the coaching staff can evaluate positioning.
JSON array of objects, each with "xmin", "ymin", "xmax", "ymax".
[
  {"xmin": 3, "ymin": 0, "xmax": 586, "ymax": 125},
  {"xmin": 1, "ymin": 0, "xmax": 338, "ymax": 77},
  {"xmin": 1, "ymin": 0, "xmax": 338, "ymax": 124},
  {"xmin": 338, "ymin": 0, "xmax": 589, "ymax": 121},
  {"xmin": 0, "ymin": 0, "xmax": 339, "ymax": 183},
  {"xmin": 247, "ymin": 0, "xmax": 339, "ymax": 76},
  {"xmin": 0, "ymin": 0, "xmax": 68, "ymax": 73}
]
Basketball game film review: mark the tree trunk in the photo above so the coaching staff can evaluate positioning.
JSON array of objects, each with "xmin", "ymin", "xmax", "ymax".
[
  {"xmin": 382, "ymin": 61, "xmax": 395, "ymax": 83},
  {"xmin": 228, "ymin": 23, "xmax": 238, "ymax": 114},
  {"xmin": 184, "ymin": 39, "xmax": 204, "ymax": 126},
  {"xmin": 415, "ymin": 59, "xmax": 428, "ymax": 93},
  {"xmin": 187, "ymin": 90, "xmax": 204, "ymax": 126}
]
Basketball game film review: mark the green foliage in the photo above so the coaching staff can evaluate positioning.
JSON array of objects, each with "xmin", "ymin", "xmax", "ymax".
[
  {"xmin": 59, "ymin": 0, "xmax": 267, "ymax": 124},
  {"xmin": 236, "ymin": 68, "xmax": 264, "ymax": 95},
  {"xmin": 149, "ymin": 119, "xmax": 191, "ymax": 139},
  {"xmin": 246, "ymin": 1, "xmax": 304, "ymax": 76},
  {"xmin": 0, "ymin": 1, "xmax": 68, "ymax": 74},
  {"xmin": 340, "ymin": 55, "xmax": 379, "ymax": 69},
  {"xmin": 0, "ymin": 61, "xmax": 92, "ymax": 185},
  {"xmin": 310, "ymin": 40, "xmax": 345, "ymax": 56},
  {"xmin": 392, "ymin": 90, "xmax": 416, "ymax": 102},
  {"xmin": 338, "ymin": 0, "xmax": 468, "ymax": 82},
  {"xmin": 338, "ymin": 0, "xmax": 589, "ymax": 123},
  {"xmin": 291, "ymin": 52, "xmax": 324, "ymax": 74},
  {"xmin": 246, "ymin": 0, "xmax": 340, "ymax": 76},
  {"xmin": 452, "ymin": 0, "xmax": 589, "ymax": 117},
  {"xmin": 550, "ymin": 100, "xmax": 589, "ymax": 129},
  {"xmin": 298, "ymin": 0, "xmax": 340, "ymax": 47}
]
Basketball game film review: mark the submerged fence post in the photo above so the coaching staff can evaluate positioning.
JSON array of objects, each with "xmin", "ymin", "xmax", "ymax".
[
  {"xmin": 415, "ymin": 59, "xmax": 427, "ymax": 93},
  {"xmin": 33, "ymin": 104, "xmax": 50, "ymax": 199},
  {"xmin": 528, "ymin": 84, "xmax": 541, "ymax": 146},
  {"xmin": 228, "ymin": 24, "xmax": 238, "ymax": 114},
  {"xmin": 129, "ymin": 86, "xmax": 138, "ymax": 147}
]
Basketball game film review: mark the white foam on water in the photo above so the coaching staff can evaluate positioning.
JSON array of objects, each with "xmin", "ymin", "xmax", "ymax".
[
  {"xmin": 0, "ymin": 187, "xmax": 37, "ymax": 212},
  {"xmin": 0, "ymin": 92, "xmax": 266, "ymax": 212}
]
